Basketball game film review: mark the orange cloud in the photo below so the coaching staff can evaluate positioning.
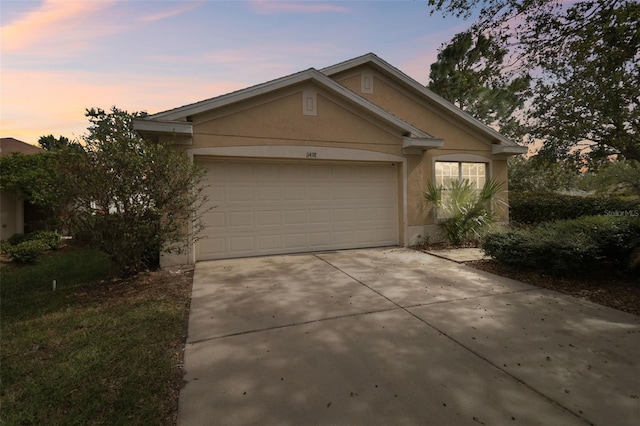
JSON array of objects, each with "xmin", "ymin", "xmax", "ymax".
[
  {"xmin": 250, "ymin": 0, "xmax": 349, "ymax": 14},
  {"xmin": 1, "ymin": 0, "xmax": 115, "ymax": 53},
  {"xmin": 0, "ymin": 68, "xmax": 247, "ymax": 144}
]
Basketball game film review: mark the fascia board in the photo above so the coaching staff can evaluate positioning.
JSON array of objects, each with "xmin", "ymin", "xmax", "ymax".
[
  {"xmin": 132, "ymin": 119, "xmax": 192, "ymax": 135},
  {"xmin": 319, "ymin": 52, "xmax": 378, "ymax": 75},
  {"xmin": 322, "ymin": 53, "xmax": 523, "ymax": 149},
  {"xmin": 147, "ymin": 69, "xmax": 318, "ymax": 121},
  {"xmin": 492, "ymin": 145, "xmax": 529, "ymax": 155},
  {"xmin": 402, "ymin": 137, "xmax": 444, "ymax": 149}
]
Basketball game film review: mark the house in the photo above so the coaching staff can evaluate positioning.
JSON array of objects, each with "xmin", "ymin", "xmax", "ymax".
[
  {"xmin": 134, "ymin": 53, "xmax": 527, "ymax": 266},
  {"xmin": 0, "ymin": 138, "xmax": 45, "ymax": 240}
]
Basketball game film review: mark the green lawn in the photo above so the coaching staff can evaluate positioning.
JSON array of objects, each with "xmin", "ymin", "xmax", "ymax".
[{"xmin": 1, "ymin": 246, "xmax": 192, "ymax": 425}]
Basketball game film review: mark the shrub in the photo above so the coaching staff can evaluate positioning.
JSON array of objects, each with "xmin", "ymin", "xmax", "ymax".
[
  {"xmin": 59, "ymin": 107, "xmax": 208, "ymax": 277},
  {"xmin": 509, "ymin": 192, "xmax": 639, "ymax": 225},
  {"xmin": 0, "ymin": 240, "xmax": 11, "ymax": 254},
  {"xmin": 29, "ymin": 231, "xmax": 63, "ymax": 250},
  {"xmin": 483, "ymin": 215, "xmax": 640, "ymax": 275},
  {"xmin": 424, "ymin": 178, "xmax": 505, "ymax": 245},
  {"xmin": 2, "ymin": 231, "xmax": 62, "ymax": 263},
  {"xmin": 5, "ymin": 239, "xmax": 50, "ymax": 264},
  {"xmin": 7, "ymin": 233, "xmax": 29, "ymax": 246}
]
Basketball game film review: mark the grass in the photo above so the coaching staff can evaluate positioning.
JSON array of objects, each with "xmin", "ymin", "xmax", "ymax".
[{"xmin": 1, "ymin": 245, "xmax": 192, "ymax": 425}]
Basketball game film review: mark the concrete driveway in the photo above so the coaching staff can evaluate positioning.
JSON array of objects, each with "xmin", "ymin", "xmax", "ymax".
[{"xmin": 179, "ymin": 248, "xmax": 640, "ymax": 426}]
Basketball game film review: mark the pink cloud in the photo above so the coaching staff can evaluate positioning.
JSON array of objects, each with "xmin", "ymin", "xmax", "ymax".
[
  {"xmin": 250, "ymin": 1, "xmax": 349, "ymax": 14},
  {"xmin": 1, "ymin": 0, "xmax": 115, "ymax": 53},
  {"xmin": 140, "ymin": 1, "xmax": 205, "ymax": 23}
]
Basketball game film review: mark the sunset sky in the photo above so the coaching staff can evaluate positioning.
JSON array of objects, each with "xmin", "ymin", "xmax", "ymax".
[{"xmin": 1, "ymin": 0, "xmax": 477, "ymax": 145}]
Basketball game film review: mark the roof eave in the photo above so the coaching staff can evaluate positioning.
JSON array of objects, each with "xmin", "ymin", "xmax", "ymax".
[
  {"xmin": 402, "ymin": 137, "xmax": 444, "ymax": 150},
  {"xmin": 402, "ymin": 136, "xmax": 445, "ymax": 155},
  {"xmin": 132, "ymin": 119, "xmax": 193, "ymax": 135},
  {"xmin": 492, "ymin": 145, "xmax": 529, "ymax": 155},
  {"xmin": 147, "ymin": 69, "xmax": 319, "ymax": 121},
  {"xmin": 140, "ymin": 67, "xmax": 434, "ymax": 141}
]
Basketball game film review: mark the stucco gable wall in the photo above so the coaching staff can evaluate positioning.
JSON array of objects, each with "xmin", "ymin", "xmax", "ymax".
[
  {"xmin": 190, "ymin": 82, "xmax": 404, "ymax": 156},
  {"xmin": 331, "ymin": 67, "xmax": 509, "ymax": 231},
  {"xmin": 331, "ymin": 69, "xmax": 493, "ymax": 154}
]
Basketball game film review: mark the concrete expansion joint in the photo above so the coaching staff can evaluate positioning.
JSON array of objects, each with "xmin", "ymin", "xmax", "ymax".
[
  {"xmin": 313, "ymin": 254, "xmax": 594, "ymax": 426},
  {"xmin": 403, "ymin": 287, "xmax": 542, "ymax": 310},
  {"xmin": 187, "ymin": 306, "xmax": 404, "ymax": 345}
]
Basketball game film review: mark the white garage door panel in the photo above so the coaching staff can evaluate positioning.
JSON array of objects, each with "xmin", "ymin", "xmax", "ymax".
[{"xmin": 196, "ymin": 159, "xmax": 399, "ymax": 260}]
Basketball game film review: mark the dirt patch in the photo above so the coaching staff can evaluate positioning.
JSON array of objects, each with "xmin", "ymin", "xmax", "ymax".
[
  {"xmin": 75, "ymin": 265, "xmax": 194, "ymax": 304},
  {"xmin": 466, "ymin": 259, "xmax": 640, "ymax": 316}
]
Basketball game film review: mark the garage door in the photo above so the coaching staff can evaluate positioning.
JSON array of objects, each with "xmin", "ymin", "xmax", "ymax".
[{"xmin": 196, "ymin": 158, "xmax": 399, "ymax": 261}]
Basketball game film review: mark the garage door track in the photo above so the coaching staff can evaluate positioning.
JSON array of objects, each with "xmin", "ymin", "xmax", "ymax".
[{"xmin": 179, "ymin": 248, "xmax": 640, "ymax": 426}]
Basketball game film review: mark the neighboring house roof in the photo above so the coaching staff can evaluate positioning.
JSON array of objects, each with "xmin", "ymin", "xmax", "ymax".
[{"xmin": 0, "ymin": 138, "xmax": 44, "ymax": 157}]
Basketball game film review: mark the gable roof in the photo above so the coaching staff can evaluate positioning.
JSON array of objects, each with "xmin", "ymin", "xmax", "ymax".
[
  {"xmin": 321, "ymin": 53, "xmax": 523, "ymax": 149},
  {"xmin": 135, "ymin": 53, "xmax": 525, "ymax": 153},
  {"xmin": 0, "ymin": 138, "xmax": 44, "ymax": 157},
  {"xmin": 137, "ymin": 68, "xmax": 439, "ymax": 142}
]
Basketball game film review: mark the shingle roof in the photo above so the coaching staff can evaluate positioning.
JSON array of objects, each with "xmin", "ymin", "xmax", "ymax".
[
  {"xmin": 0, "ymin": 138, "xmax": 44, "ymax": 157},
  {"xmin": 136, "ymin": 53, "xmax": 526, "ymax": 152}
]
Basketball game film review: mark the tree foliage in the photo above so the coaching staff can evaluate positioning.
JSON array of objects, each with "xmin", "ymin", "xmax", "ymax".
[
  {"xmin": 507, "ymin": 156, "xmax": 580, "ymax": 193},
  {"xmin": 429, "ymin": 31, "xmax": 531, "ymax": 139},
  {"xmin": 531, "ymin": 1, "xmax": 639, "ymax": 165},
  {"xmin": 3, "ymin": 109, "xmax": 208, "ymax": 275},
  {"xmin": 428, "ymin": 0, "xmax": 640, "ymax": 165},
  {"xmin": 58, "ymin": 107, "xmax": 208, "ymax": 276},
  {"xmin": 38, "ymin": 135, "xmax": 72, "ymax": 151},
  {"xmin": 0, "ymin": 152, "xmax": 67, "ymax": 212},
  {"xmin": 578, "ymin": 160, "xmax": 640, "ymax": 196}
]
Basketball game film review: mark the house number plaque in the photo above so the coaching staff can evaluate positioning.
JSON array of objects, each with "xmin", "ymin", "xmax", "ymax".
[{"xmin": 306, "ymin": 152, "xmax": 317, "ymax": 158}]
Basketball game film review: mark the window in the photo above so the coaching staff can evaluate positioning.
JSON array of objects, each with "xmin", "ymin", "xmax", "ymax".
[
  {"xmin": 435, "ymin": 161, "xmax": 487, "ymax": 189},
  {"xmin": 434, "ymin": 161, "xmax": 488, "ymax": 218}
]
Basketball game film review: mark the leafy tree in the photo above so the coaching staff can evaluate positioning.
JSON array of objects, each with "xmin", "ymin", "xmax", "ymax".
[
  {"xmin": 0, "ymin": 152, "xmax": 69, "ymax": 217},
  {"xmin": 577, "ymin": 159, "xmax": 640, "ymax": 196},
  {"xmin": 507, "ymin": 156, "xmax": 581, "ymax": 193},
  {"xmin": 38, "ymin": 135, "xmax": 72, "ymax": 151},
  {"xmin": 60, "ymin": 107, "xmax": 208, "ymax": 276},
  {"xmin": 427, "ymin": 0, "xmax": 640, "ymax": 164},
  {"xmin": 429, "ymin": 31, "xmax": 531, "ymax": 139},
  {"xmin": 530, "ymin": 1, "xmax": 640, "ymax": 165}
]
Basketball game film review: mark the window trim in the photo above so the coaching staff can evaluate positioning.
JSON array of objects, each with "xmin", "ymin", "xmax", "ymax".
[{"xmin": 431, "ymin": 154, "xmax": 492, "ymax": 220}]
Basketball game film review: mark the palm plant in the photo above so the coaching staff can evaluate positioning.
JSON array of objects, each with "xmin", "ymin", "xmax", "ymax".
[{"xmin": 424, "ymin": 178, "xmax": 505, "ymax": 245}]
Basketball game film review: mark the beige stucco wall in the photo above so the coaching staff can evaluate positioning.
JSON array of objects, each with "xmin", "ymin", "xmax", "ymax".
[
  {"xmin": 0, "ymin": 192, "xmax": 23, "ymax": 241},
  {"xmin": 332, "ymin": 67, "xmax": 511, "ymax": 240},
  {"xmin": 191, "ymin": 83, "xmax": 404, "ymax": 156},
  {"xmin": 176, "ymin": 69, "xmax": 514, "ymax": 249}
]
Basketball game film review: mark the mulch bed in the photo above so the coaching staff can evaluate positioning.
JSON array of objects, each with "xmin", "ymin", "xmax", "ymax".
[
  {"xmin": 465, "ymin": 259, "xmax": 640, "ymax": 317},
  {"xmin": 416, "ymin": 242, "xmax": 639, "ymax": 317}
]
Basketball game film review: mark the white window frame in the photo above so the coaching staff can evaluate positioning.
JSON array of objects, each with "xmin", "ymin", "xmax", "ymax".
[{"xmin": 432, "ymin": 154, "xmax": 491, "ymax": 219}]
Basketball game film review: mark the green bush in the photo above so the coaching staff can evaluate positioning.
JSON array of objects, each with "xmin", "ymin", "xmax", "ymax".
[
  {"xmin": 509, "ymin": 192, "xmax": 639, "ymax": 225},
  {"xmin": 29, "ymin": 231, "xmax": 63, "ymax": 250},
  {"xmin": 483, "ymin": 215, "xmax": 640, "ymax": 275},
  {"xmin": 0, "ymin": 240, "xmax": 11, "ymax": 254},
  {"xmin": 2, "ymin": 231, "xmax": 62, "ymax": 263},
  {"xmin": 5, "ymin": 239, "xmax": 50, "ymax": 264},
  {"xmin": 7, "ymin": 233, "xmax": 29, "ymax": 246}
]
